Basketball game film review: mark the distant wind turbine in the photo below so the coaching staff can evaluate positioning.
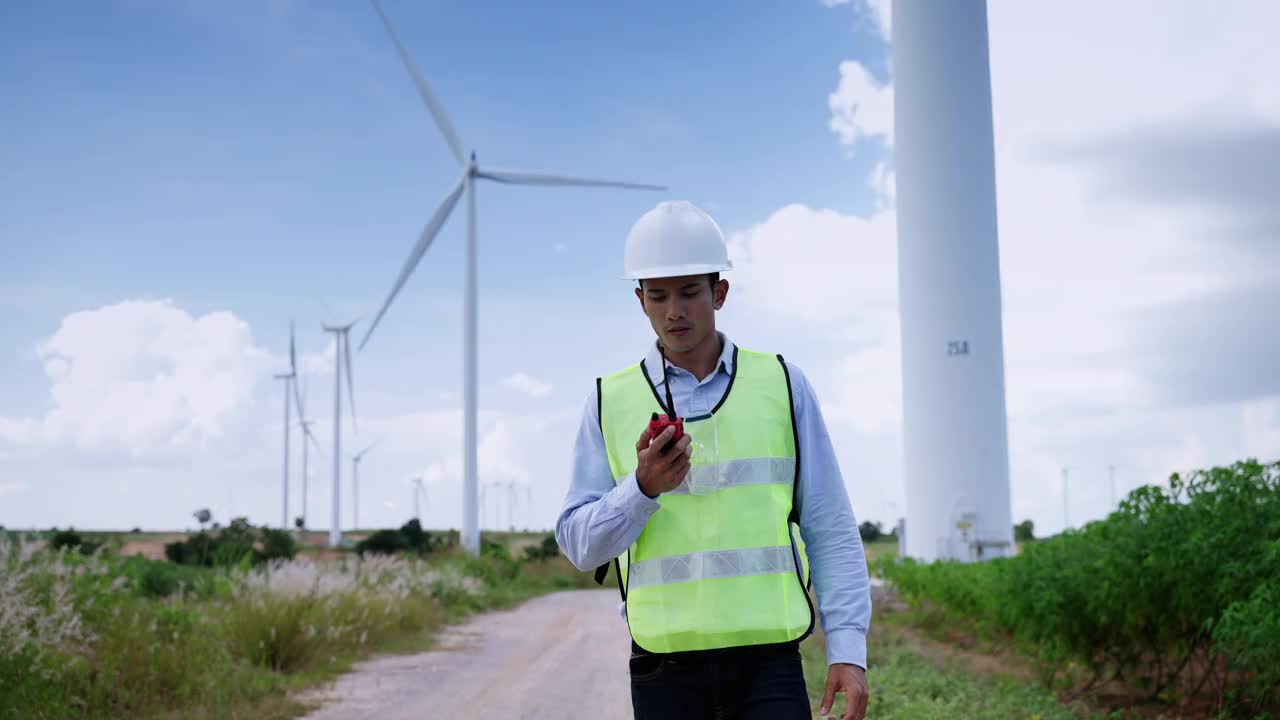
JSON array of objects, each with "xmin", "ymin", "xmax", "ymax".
[
  {"xmin": 295, "ymin": 378, "xmax": 320, "ymax": 530},
  {"xmin": 323, "ymin": 320, "xmax": 359, "ymax": 548},
  {"xmin": 360, "ymin": 0, "xmax": 666, "ymax": 554},
  {"xmin": 412, "ymin": 475, "xmax": 427, "ymax": 525},
  {"xmin": 351, "ymin": 437, "xmax": 384, "ymax": 531},
  {"xmin": 1061, "ymin": 466, "xmax": 1074, "ymax": 531},
  {"xmin": 274, "ymin": 321, "xmax": 305, "ymax": 529}
]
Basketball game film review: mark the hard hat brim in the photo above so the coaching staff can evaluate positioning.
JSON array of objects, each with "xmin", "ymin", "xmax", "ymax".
[{"xmin": 622, "ymin": 261, "xmax": 733, "ymax": 281}]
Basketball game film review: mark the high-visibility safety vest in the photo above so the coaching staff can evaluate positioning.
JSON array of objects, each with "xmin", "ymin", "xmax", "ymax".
[{"xmin": 597, "ymin": 347, "xmax": 815, "ymax": 654}]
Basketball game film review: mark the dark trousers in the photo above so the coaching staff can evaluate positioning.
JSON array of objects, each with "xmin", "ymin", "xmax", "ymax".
[{"xmin": 629, "ymin": 642, "xmax": 810, "ymax": 720}]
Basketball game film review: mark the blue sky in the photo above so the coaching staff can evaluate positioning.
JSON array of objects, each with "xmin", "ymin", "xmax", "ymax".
[
  {"xmin": 3, "ymin": 0, "xmax": 1278, "ymax": 537},
  {"xmin": 2, "ymin": 0, "xmax": 887, "ymax": 413}
]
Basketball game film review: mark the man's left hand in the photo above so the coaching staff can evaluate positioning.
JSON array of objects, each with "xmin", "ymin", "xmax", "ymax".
[{"xmin": 820, "ymin": 663, "xmax": 868, "ymax": 720}]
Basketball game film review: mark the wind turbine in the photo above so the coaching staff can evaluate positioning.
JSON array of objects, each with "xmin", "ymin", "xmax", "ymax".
[
  {"xmin": 1108, "ymin": 463, "xmax": 1122, "ymax": 509},
  {"xmin": 412, "ymin": 475, "xmax": 427, "ymax": 525},
  {"xmin": 323, "ymin": 320, "xmax": 359, "ymax": 548},
  {"xmin": 351, "ymin": 437, "xmax": 384, "ymax": 531},
  {"xmin": 274, "ymin": 322, "xmax": 304, "ymax": 529},
  {"xmin": 486, "ymin": 480, "xmax": 519, "ymax": 532},
  {"xmin": 360, "ymin": 0, "xmax": 666, "ymax": 554},
  {"xmin": 295, "ymin": 378, "xmax": 320, "ymax": 531}
]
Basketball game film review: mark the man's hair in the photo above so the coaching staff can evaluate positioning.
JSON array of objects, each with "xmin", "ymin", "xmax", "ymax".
[{"xmin": 638, "ymin": 273, "xmax": 720, "ymax": 290}]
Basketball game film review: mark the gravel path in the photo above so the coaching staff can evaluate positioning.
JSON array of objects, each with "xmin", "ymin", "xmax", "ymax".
[{"xmin": 298, "ymin": 589, "xmax": 633, "ymax": 720}]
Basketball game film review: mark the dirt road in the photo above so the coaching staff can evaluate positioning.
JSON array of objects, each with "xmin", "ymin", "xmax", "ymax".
[{"xmin": 299, "ymin": 589, "xmax": 633, "ymax": 720}]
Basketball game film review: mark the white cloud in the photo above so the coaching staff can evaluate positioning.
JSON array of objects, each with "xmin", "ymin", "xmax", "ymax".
[
  {"xmin": 502, "ymin": 372, "xmax": 553, "ymax": 399},
  {"xmin": 822, "ymin": 0, "xmax": 890, "ymax": 38},
  {"xmin": 726, "ymin": 204, "xmax": 897, "ymax": 332},
  {"xmin": 869, "ymin": 161, "xmax": 895, "ymax": 210},
  {"xmin": 0, "ymin": 418, "xmax": 37, "ymax": 446},
  {"xmin": 297, "ymin": 337, "xmax": 336, "ymax": 378},
  {"xmin": 415, "ymin": 419, "xmax": 532, "ymax": 487},
  {"xmin": 0, "ymin": 300, "xmax": 275, "ymax": 457},
  {"xmin": 413, "ymin": 418, "xmax": 536, "ymax": 529},
  {"xmin": 0, "ymin": 482, "xmax": 29, "ymax": 499},
  {"xmin": 784, "ymin": 0, "xmax": 1280, "ymax": 532},
  {"xmin": 828, "ymin": 60, "xmax": 893, "ymax": 150}
]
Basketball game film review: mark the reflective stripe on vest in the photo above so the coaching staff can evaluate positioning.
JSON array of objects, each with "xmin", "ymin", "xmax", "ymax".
[
  {"xmin": 664, "ymin": 457, "xmax": 795, "ymax": 495},
  {"xmin": 627, "ymin": 544, "xmax": 797, "ymax": 589},
  {"xmin": 597, "ymin": 347, "xmax": 815, "ymax": 654}
]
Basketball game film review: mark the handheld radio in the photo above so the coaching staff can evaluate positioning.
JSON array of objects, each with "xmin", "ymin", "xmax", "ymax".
[{"xmin": 648, "ymin": 346, "xmax": 684, "ymax": 453}]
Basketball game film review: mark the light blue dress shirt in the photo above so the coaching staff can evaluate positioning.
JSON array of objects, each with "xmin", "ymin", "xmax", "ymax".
[{"xmin": 555, "ymin": 333, "xmax": 872, "ymax": 669}]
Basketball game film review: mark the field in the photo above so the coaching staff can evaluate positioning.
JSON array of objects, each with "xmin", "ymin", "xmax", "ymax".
[
  {"xmin": 872, "ymin": 458, "xmax": 1280, "ymax": 719},
  {"xmin": 10, "ymin": 456, "xmax": 1276, "ymax": 720},
  {"xmin": 0, "ymin": 524, "xmax": 593, "ymax": 720}
]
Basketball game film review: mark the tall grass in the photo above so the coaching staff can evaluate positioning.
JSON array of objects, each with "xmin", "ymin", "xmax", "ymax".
[{"xmin": 0, "ymin": 534, "xmax": 592, "ymax": 720}]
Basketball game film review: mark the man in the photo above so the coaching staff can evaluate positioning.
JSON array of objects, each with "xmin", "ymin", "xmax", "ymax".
[{"xmin": 556, "ymin": 200, "xmax": 872, "ymax": 720}]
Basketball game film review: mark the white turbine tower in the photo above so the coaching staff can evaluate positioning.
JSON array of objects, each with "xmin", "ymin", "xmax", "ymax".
[
  {"xmin": 274, "ymin": 322, "xmax": 304, "ymax": 530},
  {"xmin": 323, "ymin": 320, "xmax": 359, "ymax": 548},
  {"xmin": 351, "ymin": 438, "xmax": 383, "ymax": 531},
  {"xmin": 894, "ymin": 0, "xmax": 1015, "ymax": 562},
  {"xmin": 412, "ymin": 475, "xmax": 427, "ymax": 525},
  {"xmin": 359, "ymin": 1, "xmax": 666, "ymax": 554},
  {"xmin": 295, "ymin": 378, "xmax": 320, "ymax": 531}
]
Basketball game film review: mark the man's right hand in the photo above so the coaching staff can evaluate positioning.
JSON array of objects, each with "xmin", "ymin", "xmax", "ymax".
[{"xmin": 635, "ymin": 426, "xmax": 692, "ymax": 498}]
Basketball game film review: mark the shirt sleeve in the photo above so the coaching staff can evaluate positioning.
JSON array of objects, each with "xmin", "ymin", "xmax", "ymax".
[
  {"xmin": 554, "ymin": 383, "xmax": 662, "ymax": 572},
  {"xmin": 787, "ymin": 361, "xmax": 873, "ymax": 670}
]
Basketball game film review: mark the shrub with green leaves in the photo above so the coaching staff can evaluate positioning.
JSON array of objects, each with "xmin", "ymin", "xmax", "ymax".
[
  {"xmin": 878, "ymin": 458, "xmax": 1280, "ymax": 714},
  {"xmin": 48, "ymin": 528, "xmax": 103, "ymax": 556},
  {"xmin": 163, "ymin": 517, "xmax": 298, "ymax": 568},
  {"xmin": 522, "ymin": 534, "xmax": 561, "ymax": 562},
  {"xmin": 354, "ymin": 519, "xmax": 438, "ymax": 556}
]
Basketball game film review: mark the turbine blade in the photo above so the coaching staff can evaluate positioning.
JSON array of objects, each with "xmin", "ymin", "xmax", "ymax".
[
  {"xmin": 358, "ymin": 173, "xmax": 466, "ymax": 350},
  {"xmin": 476, "ymin": 168, "xmax": 665, "ymax": 191},
  {"xmin": 370, "ymin": 0, "xmax": 466, "ymax": 166},
  {"xmin": 289, "ymin": 320, "xmax": 298, "ymax": 374},
  {"xmin": 356, "ymin": 436, "xmax": 385, "ymax": 460},
  {"xmin": 344, "ymin": 333, "xmax": 358, "ymax": 435},
  {"xmin": 305, "ymin": 423, "xmax": 321, "ymax": 449},
  {"xmin": 292, "ymin": 374, "xmax": 305, "ymax": 422}
]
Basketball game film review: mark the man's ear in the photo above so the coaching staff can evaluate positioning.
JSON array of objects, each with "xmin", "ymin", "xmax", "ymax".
[
  {"xmin": 635, "ymin": 286, "xmax": 646, "ymax": 310},
  {"xmin": 713, "ymin": 279, "xmax": 729, "ymax": 310}
]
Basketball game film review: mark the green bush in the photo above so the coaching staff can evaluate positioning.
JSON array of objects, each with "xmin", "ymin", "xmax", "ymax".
[
  {"xmin": 880, "ymin": 458, "xmax": 1280, "ymax": 713},
  {"xmin": 1013, "ymin": 519, "xmax": 1034, "ymax": 543},
  {"xmin": 113, "ymin": 556, "xmax": 216, "ymax": 599},
  {"xmin": 163, "ymin": 518, "xmax": 298, "ymax": 568},
  {"xmin": 1213, "ymin": 564, "xmax": 1280, "ymax": 709},
  {"xmin": 258, "ymin": 527, "xmax": 299, "ymax": 562},
  {"xmin": 355, "ymin": 529, "xmax": 411, "ymax": 555},
  {"xmin": 354, "ymin": 519, "xmax": 437, "ymax": 556},
  {"xmin": 858, "ymin": 521, "xmax": 883, "ymax": 542},
  {"xmin": 522, "ymin": 534, "xmax": 561, "ymax": 562},
  {"xmin": 49, "ymin": 528, "xmax": 103, "ymax": 556}
]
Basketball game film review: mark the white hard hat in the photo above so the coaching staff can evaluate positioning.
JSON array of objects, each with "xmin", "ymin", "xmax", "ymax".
[{"xmin": 622, "ymin": 200, "xmax": 733, "ymax": 280}]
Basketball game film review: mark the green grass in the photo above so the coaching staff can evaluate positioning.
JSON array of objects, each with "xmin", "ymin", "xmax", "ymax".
[
  {"xmin": 0, "ymin": 532, "xmax": 597, "ymax": 720},
  {"xmin": 800, "ymin": 624, "xmax": 1103, "ymax": 719},
  {"xmin": 862, "ymin": 538, "xmax": 898, "ymax": 568}
]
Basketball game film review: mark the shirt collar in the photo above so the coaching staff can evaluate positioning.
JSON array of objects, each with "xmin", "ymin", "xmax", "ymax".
[{"xmin": 642, "ymin": 331, "xmax": 736, "ymax": 387}]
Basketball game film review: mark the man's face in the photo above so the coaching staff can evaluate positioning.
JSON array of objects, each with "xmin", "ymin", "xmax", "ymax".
[{"xmin": 635, "ymin": 274, "xmax": 728, "ymax": 353}]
